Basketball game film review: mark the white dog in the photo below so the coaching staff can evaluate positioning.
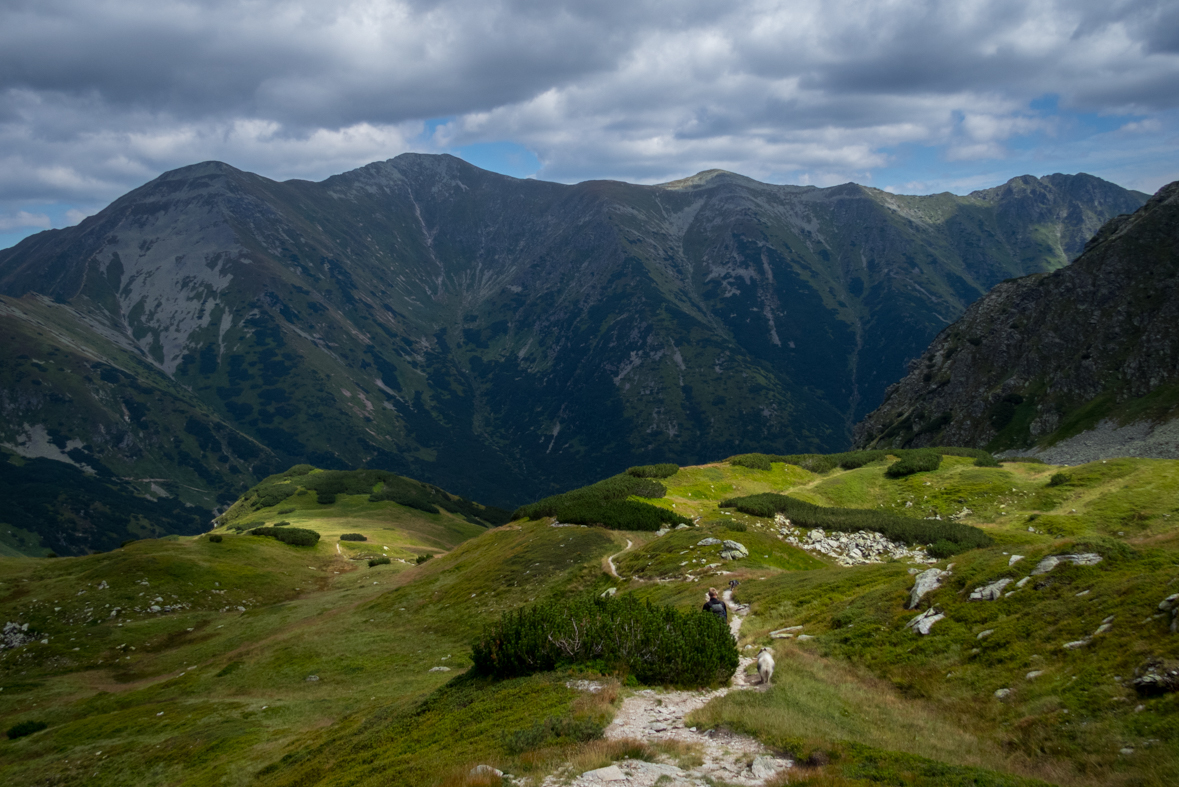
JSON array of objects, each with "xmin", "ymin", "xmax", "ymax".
[{"xmin": 757, "ymin": 647, "xmax": 775, "ymax": 686}]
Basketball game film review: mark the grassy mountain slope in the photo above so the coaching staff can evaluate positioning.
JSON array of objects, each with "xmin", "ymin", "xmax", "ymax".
[
  {"xmin": 0, "ymin": 159, "xmax": 1148, "ymax": 555},
  {"xmin": 854, "ymin": 181, "xmax": 1179, "ymax": 457},
  {"xmin": 4, "ymin": 454, "xmax": 1178, "ymax": 786}
]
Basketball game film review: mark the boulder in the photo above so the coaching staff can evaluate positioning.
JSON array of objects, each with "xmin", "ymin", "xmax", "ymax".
[
  {"xmin": 1008, "ymin": 555, "xmax": 1024, "ymax": 566},
  {"xmin": 582, "ymin": 764, "xmax": 626, "ymax": 782},
  {"xmin": 906, "ymin": 608, "xmax": 945, "ymax": 635},
  {"xmin": 469, "ymin": 765, "xmax": 503, "ymax": 778},
  {"xmin": 969, "ymin": 578, "xmax": 1013, "ymax": 601},
  {"xmin": 1132, "ymin": 658, "xmax": 1179, "ymax": 696},
  {"xmin": 749, "ymin": 756, "xmax": 788, "ymax": 779},
  {"xmin": 1030, "ymin": 553, "xmax": 1103, "ymax": 575},
  {"xmin": 697, "ymin": 538, "xmax": 722, "ymax": 546},
  {"xmin": 907, "ymin": 568, "xmax": 949, "ymax": 609},
  {"xmin": 994, "ymin": 688, "xmax": 1012, "ymax": 700}
]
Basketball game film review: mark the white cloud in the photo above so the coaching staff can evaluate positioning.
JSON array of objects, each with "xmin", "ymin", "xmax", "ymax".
[
  {"xmin": 0, "ymin": 211, "xmax": 51, "ymax": 231},
  {"xmin": 0, "ymin": 0, "xmax": 1175, "ymax": 212}
]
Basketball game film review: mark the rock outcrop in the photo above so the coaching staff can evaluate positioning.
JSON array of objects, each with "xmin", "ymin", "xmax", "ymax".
[{"xmin": 854, "ymin": 181, "xmax": 1179, "ymax": 459}]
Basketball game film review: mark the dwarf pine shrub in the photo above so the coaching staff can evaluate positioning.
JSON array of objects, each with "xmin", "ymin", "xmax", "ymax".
[
  {"xmin": 339, "ymin": 533, "xmax": 367, "ymax": 541},
  {"xmin": 471, "ymin": 593, "xmax": 737, "ymax": 687},
  {"xmin": 208, "ymin": 534, "xmax": 223, "ymax": 543},
  {"xmin": 415, "ymin": 553, "xmax": 433, "ymax": 564},
  {"xmin": 369, "ymin": 556, "xmax": 391, "ymax": 567},
  {"xmin": 625, "ymin": 463, "xmax": 680, "ymax": 479},
  {"xmin": 250, "ymin": 526, "xmax": 320, "ymax": 546},
  {"xmin": 6, "ymin": 720, "xmax": 47, "ymax": 739},
  {"xmin": 1048, "ymin": 472, "xmax": 1071, "ymax": 487},
  {"xmin": 512, "ymin": 474, "xmax": 687, "ymax": 531},
  {"xmin": 884, "ymin": 451, "xmax": 942, "ymax": 477},
  {"xmin": 719, "ymin": 493, "xmax": 991, "ymax": 555}
]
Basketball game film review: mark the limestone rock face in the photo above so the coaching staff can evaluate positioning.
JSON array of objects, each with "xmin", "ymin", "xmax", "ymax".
[{"xmin": 854, "ymin": 181, "xmax": 1179, "ymax": 459}]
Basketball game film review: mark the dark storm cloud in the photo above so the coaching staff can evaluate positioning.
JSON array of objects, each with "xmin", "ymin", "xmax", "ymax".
[{"xmin": 1, "ymin": 0, "xmax": 1177, "ymax": 221}]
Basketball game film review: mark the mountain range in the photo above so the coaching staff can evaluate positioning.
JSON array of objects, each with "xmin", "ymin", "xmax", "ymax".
[{"xmin": 0, "ymin": 156, "xmax": 1148, "ymax": 553}]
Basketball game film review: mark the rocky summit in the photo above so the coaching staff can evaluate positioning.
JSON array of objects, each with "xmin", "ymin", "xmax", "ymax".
[
  {"xmin": 0, "ymin": 156, "xmax": 1147, "ymax": 552},
  {"xmin": 854, "ymin": 181, "xmax": 1179, "ymax": 460}
]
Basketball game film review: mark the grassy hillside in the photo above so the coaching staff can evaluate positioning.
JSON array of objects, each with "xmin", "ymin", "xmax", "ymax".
[{"xmin": 3, "ymin": 452, "xmax": 1179, "ymax": 786}]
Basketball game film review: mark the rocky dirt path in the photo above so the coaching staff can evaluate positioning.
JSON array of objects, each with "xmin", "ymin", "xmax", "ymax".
[
  {"xmin": 604, "ymin": 540, "xmax": 633, "ymax": 579},
  {"xmin": 547, "ymin": 590, "xmax": 791, "ymax": 787}
]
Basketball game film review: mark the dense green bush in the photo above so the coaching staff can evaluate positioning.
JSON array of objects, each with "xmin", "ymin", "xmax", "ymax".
[
  {"xmin": 339, "ymin": 533, "xmax": 367, "ymax": 541},
  {"xmin": 273, "ymin": 520, "xmax": 291, "ymax": 527},
  {"xmin": 973, "ymin": 454, "xmax": 1001, "ymax": 467},
  {"xmin": 415, "ymin": 553, "xmax": 433, "ymax": 565},
  {"xmin": 719, "ymin": 493, "xmax": 991, "ymax": 555},
  {"xmin": 512, "ymin": 474, "xmax": 688, "ymax": 531},
  {"xmin": 885, "ymin": 451, "xmax": 942, "ymax": 477},
  {"xmin": 252, "ymin": 484, "xmax": 297, "ymax": 509},
  {"xmin": 6, "ymin": 720, "xmax": 47, "ymax": 739},
  {"xmin": 625, "ymin": 463, "xmax": 680, "ymax": 479},
  {"xmin": 250, "ymin": 526, "xmax": 320, "ymax": 546},
  {"xmin": 242, "ymin": 467, "xmax": 511, "ymax": 526},
  {"xmin": 1048, "ymin": 472, "xmax": 1071, "ymax": 487},
  {"xmin": 729, "ymin": 448, "xmax": 996, "ymax": 475},
  {"xmin": 369, "ymin": 556, "xmax": 391, "ymax": 567},
  {"xmin": 208, "ymin": 534, "xmax": 223, "ymax": 543},
  {"xmin": 471, "ymin": 593, "xmax": 737, "ymax": 687}
]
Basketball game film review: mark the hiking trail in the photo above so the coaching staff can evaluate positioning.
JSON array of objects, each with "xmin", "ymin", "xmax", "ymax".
[{"xmin": 544, "ymin": 589, "xmax": 791, "ymax": 786}]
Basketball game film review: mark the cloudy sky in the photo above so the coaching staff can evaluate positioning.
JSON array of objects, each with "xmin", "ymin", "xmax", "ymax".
[{"xmin": 2, "ymin": 0, "xmax": 1178, "ymax": 249}]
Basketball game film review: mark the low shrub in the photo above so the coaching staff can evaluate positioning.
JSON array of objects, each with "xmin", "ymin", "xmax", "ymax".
[
  {"xmin": 369, "ymin": 556, "xmax": 391, "ymax": 567},
  {"xmin": 885, "ymin": 451, "xmax": 942, "ymax": 477},
  {"xmin": 277, "ymin": 507, "xmax": 296, "ymax": 515},
  {"xmin": 250, "ymin": 526, "xmax": 320, "ymax": 547},
  {"xmin": 1048, "ymin": 472, "xmax": 1071, "ymax": 487},
  {"xmin": 625, "ymin": 463, "xmax": 680, "ymax": 479},
  {"xmin": 973, "ymin": 454, "xmax": 1000, "ymax": 467},
  {"xmin": 208, "ymin": 534, "xmax": 223, "ymax": 543},
  {"xmin": 273, "ymin": 520, "xmax": 291, "ymax": 527},
  {"xmin": 339, "ymin": 533, "xmax": 367, "ymax": 541},
  {"xmin": 472, "ymin": 593, "xmax": 737, "ymax": 687},
  {"xmin": 6, "ymin": 720, "xmax": 47, "ymax": 739},
  {"xmin": 719, "ymin": 493, "xmax": 992, "ymax": 555},
  {"xmin": 503, "ymin": 714, "xmax": 605, "ymax": 754},
  {"xmin": 415, "ymin": 553, "xmax": 433, "ymax": 565},
  {"xmin": 512, "ymin": 474, "xmax": 688, "ymax": 531},
  {"xmin": 1003, "ymin": 456, "xmax": 1047, "ymax": 464}
]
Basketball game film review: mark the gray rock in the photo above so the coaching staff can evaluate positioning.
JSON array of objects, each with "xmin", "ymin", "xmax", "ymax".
[
  {"xmin": 994, "ymin": 688, "xmax": 1012, "ymax": 700},
  {"xmin": 1159, "ymin": 593, "xmax": 1179, "ymax": 612},
  {"xmin": 582, "ymin": 764, "xmax": 626, "ymax": 782},
  {"xmin": 907, "ymin": 568, "xmax": 949, "ymax": 609},
  {"xmin": 1030, "ymin": 553, "xmax": 1103, "ymax": 575},
  {"xmin": 749, "ymin": 755, "xmax": 787, "ymax": 779},
  {"xmin": 906, "ymin": 608, "xmax": 945, "ymax": 635},
  {"xmin": 969, "ymin": 578, "xmax": 1013, "ymax": 601},
  {"xmin": 1063, "ymin": 639, "xmax": 1090, "ymax": 650},
  {"xmin": 674, "ymin": 524, "xmax": 690, "ymax": 530},
  {"xmin": 770, "ymin": 625, "xmax": 804, "ymax": 638},
  {"xmin": 600, "ymin": 587, "xmax": 617, "ymax": 598},
  {"xmin": 796, "ymin": 634, "xmax": 815, "ymax": 641},
  {"xmin": 429, "ymin": 666, "xmax": 451, "ymax": 672},
  {"xmin": 977, "ymin": 629, "xmax": 995, "ymax": 640},
  {"xmin": 469, "ymin": 765, "xmax": 503, "ymax": 778},
  {"xmin": 1026, "ymin": 670, "xmax": 1045, "ymax": 680},
  {"xmin": 697, "ymin": 538, "xmax": 722, "ymax": 546},
  {"xmin": 1008, "ymin": 555, "xmax": 1025, "ymax": 566},
  {"xmin": 305, "ymin": 675, "xmax": 319, "ymax": 682},
  {"xmin": 722, "ymin": 540, "xmax": 748, "ymax": 555},
  {"xmin": 1016, "ymin": 576, "xmax": 1031, "ymax": 588},
  {"xmin": 1132, "ymin": 658, "xmax": 1179, "ymax": 696}
]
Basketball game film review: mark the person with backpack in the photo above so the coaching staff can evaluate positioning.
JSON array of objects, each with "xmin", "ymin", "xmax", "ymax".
[{"xmin": 702, "ymin": 587, "xmax": 728, "ymax": 622}]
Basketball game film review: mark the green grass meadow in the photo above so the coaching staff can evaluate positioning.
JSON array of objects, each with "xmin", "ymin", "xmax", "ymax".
[{"xmin": 3, "ymin": 453, "xmax": 1179, "ymax": 786}]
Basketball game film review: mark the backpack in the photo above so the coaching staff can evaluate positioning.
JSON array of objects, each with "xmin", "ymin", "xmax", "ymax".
[{"xmin": 707, "ymin": 599, "xmax": 727, "ymax": 621}]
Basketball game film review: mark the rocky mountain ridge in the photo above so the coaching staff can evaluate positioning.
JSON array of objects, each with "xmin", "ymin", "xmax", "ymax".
[
  {"xmin": 0, "ymin": 156, "xmax": 1148, "ymax": 552},
  {"xmin": 854, "ymin": 181, "xmax": 1179, "ymax": 456}
]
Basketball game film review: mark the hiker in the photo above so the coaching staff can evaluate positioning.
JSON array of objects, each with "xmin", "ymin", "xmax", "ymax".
[{"xmin": 703, "ymin": 587, "xmax": 728, "ymax": 622}]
